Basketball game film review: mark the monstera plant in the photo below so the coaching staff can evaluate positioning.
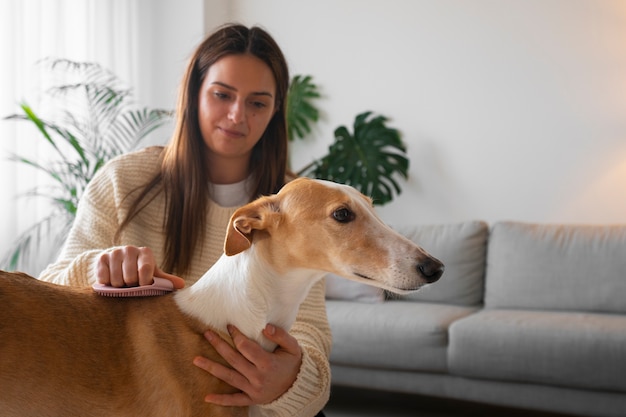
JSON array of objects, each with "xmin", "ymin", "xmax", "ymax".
[
  {"xmin": 297, "ymin": 111, "xmax": 408, "ymax": 205},
  {"xmin": 287, "ymin": 75, "xmax": 409, "ymax": 205},
  {"xmin": 2, "ymin": 59, "xmax": 172, "ymax": 272}
]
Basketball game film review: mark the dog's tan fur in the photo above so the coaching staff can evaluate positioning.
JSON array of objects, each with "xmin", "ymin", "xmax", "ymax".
[
  {"xmin": 0, "ymin": 272, "xmax": 242, "ymax": 417},
  {"xmin": 0, "ymin": 178, "xmax": 443, "ymax": 417}
]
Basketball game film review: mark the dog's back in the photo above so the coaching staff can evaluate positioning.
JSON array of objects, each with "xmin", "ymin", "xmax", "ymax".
[{"xmin": 0, "ymin": 271, "xmax": 245, "ymax": 417}]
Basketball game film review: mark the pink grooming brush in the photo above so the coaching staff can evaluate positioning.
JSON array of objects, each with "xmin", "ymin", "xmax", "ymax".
[{"xmin": 92, "ymin": 277, "xmax": 174, "ymax": 297}]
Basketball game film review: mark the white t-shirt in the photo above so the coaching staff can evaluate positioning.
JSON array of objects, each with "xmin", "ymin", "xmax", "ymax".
[{"xmin": 209, "ymin": 177, "xmax": 253, "ymax": 207}]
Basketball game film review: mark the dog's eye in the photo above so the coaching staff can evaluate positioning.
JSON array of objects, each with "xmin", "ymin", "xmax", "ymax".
[{"xmin": 332, "ymin": 208, "xmax": 355, "ymax": 223}]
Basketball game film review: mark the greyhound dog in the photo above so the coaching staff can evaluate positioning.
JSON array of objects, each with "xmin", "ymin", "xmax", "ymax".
[{"xmin": 0, "ymin": 178, "xmax": 443, "ymax": 417}]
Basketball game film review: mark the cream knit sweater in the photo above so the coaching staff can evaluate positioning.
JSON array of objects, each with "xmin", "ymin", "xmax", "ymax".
[{"xmin": 39, "ymin": 146, "xmax": 332, "ymax": 417}]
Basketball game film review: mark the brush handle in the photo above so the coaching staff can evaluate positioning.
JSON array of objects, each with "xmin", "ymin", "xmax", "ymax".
[{"xmin": 92, "ymin": 277, "xmax": 175, "ymax": 297}]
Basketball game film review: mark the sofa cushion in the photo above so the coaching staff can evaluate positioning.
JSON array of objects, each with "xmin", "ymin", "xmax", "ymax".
[
  {"xmin": 448, "ymin": 309, "xmax": 626, "ymax": 393},
  {"xmin": 393, "ymin": 221, "xmax": 488, "ymax": 306},
  {"xmin": 485, "ymin": 222, "xmax": 626, "ymax": 314},
  {"xmin": 326, "ymin": 300, "xmax": 478, "ymax": 372}
]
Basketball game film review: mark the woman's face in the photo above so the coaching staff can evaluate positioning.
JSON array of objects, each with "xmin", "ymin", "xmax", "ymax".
[{"xmin": 198, "ymin": 53, "xmax": 277, "ymax": 181}]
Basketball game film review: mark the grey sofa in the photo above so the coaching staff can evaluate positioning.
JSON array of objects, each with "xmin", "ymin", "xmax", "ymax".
[{"xmin": 325, "ymin": 221, "xmax": 626, "ymax": 417}]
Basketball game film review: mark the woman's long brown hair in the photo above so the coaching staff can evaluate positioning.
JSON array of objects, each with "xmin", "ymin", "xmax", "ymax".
[{"xmin": 116, "ymin": 24, "xmax": 290, "ymax": 276}]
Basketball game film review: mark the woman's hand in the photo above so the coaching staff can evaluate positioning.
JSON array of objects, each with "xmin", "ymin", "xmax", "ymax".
[
  {"xmin": 193, "ymin": 323, "xmax": 303, "ymax": 406},
  {"xmin": 96, "ymin": 245, "xmax": 185, "ymax": 288}
]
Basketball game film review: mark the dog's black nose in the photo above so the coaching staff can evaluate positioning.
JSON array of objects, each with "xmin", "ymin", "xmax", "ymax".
[{"xmin": 417, "ymin": 258, "xmax": 444, "ymax": 283}]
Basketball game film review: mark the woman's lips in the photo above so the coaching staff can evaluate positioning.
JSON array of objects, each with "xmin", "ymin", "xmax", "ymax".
[{"xmin": 219, "ymin": 127, "xmax": 246, "ymax": 138}]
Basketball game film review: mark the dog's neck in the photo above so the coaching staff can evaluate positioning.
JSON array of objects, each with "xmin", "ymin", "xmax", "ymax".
[{"xmin": 173, "ymin": 248, "xmax": 324, "ymax": 351}]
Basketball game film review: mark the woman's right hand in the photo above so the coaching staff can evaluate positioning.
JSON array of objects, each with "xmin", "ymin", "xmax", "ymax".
[{"xmin": 96, "ymin": 245, "xmax": 185, "ymax": 289}]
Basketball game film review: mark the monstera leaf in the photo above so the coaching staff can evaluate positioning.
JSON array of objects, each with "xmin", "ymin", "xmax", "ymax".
[
  {"xmin": 286, "ymin": 75, "xmax": 320, "ymax": 141},
  {"xmin": 299, "ymin": 111, "xmax": 409, "ymax": 205}
]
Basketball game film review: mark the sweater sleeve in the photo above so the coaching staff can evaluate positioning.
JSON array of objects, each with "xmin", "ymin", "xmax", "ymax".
[
  {"xmin": 256, "ymin": 279, "xmax": 332, "ymax": 417},
  {"xmin": 38, "ymin": 159, "xmax": 123, "ymax": 286}
]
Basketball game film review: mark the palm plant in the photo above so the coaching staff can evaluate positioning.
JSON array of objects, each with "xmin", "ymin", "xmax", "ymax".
[{"xmin": 2, "ymin": 58, "xmax": 172, "ymax": 272}]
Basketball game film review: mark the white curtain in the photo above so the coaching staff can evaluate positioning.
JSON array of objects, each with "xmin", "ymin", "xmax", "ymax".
[{"xmin": 0, "ymin": 0, "xmax": 141, "ymax": 274}]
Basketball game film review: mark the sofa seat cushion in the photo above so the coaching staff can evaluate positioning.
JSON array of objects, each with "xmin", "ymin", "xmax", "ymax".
[
  {"xmin": 326, "ymin": 300, "xmax": 478, "ymax": 372},
  {"xmin": 448, "ymin": 309, "xmax": 626, "ymax": 393},
  {"xmin": 486, "ymin": 222, "xmax": 626, "ymax": 314}
]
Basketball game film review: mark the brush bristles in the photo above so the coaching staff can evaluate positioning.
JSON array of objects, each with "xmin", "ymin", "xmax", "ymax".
[
  {"xmin": 97, "ymin": 289, "xmax": 172, "ymax": 297},
  {"xmin": 92, "ymin": 277, "xmax": 175, "ymax": 297}
]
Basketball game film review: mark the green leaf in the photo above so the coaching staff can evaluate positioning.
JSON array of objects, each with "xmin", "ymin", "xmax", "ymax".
[
  {"xmin": 300, "ymin": 111, "xmax": 409, "ymax": 205},
  {"xmin": 17, "ymin": 104, "xmax": 67, "ymax": 162},
  {"xmin": 286, "ymin": 75, "xmax": 320, "ymax": 141}
]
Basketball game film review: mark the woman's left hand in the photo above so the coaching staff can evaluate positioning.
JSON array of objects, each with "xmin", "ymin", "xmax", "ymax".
[{"xmin": 193, "ymin": 323, "xmax": 303, "ymax": 406}]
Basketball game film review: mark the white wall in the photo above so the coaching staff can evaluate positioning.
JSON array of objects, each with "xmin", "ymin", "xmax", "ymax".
[
  {"xmin": 208, "ymin": 0, "xmax": 626, "ymax": 225},
  {"xmin": 135, "ymin": 0, "xmax": 207, "ymax": 144}
]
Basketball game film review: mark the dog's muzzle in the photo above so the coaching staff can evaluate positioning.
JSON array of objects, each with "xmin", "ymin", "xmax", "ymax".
[{"xmin": 417, "ymin": 258, "xmax": 444, "ymax": 283}]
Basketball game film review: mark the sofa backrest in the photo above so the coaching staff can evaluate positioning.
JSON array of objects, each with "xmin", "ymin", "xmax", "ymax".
[
  {"xmin": 485, "ymin": 221, "xmax": 626, "ymax": 314},
  {"xmin": 394, "ymin": 221, "xmax": 489, "ymax": 306}
]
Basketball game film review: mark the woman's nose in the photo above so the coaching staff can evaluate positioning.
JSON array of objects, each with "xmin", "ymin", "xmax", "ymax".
[{"xmin": 228, "ymin": 100, "xmax": 245, "ymax": 124}]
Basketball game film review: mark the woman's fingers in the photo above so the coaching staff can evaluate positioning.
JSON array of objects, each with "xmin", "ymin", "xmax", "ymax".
[
  {"xmin": 193, "ymin": 325, "xmax": 302, "ymax": 406},
  {"xmin": 96, "ymin": 246, "xmax": 185, "ymax": 288}
]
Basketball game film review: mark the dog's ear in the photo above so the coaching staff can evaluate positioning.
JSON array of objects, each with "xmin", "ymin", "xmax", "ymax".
[{"xmin": 224, "ymin": 196, "xmax": 280, "ymax": 256}]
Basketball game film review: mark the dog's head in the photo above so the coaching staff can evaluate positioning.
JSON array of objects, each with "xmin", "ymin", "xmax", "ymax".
[{"xmin": 224, "ymin": 178, "xmax": 443, "ymax": 294}]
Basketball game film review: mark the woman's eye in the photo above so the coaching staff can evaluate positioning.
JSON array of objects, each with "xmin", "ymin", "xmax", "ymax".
[
  {"xmin": 213, "ymin": 91, "xmax": 229, "ymax": 100},
  {"xmin": 251, "ymin": 101, "xmax": 267, "ymax": 109},
  {"xmin": 332, "ymin": 208, "xmax": 355, "ymax": 223}
]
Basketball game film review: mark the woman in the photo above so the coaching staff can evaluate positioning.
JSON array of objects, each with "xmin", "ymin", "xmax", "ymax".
[{"xmin": 39, "ymin": 24, "xmax": 331, "ymax": 417}]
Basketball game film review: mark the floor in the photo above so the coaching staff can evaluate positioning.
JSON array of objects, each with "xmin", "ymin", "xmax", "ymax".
[{"xmin": 323, "ymin": 386, "xmax": 575, "ymax": 417}]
